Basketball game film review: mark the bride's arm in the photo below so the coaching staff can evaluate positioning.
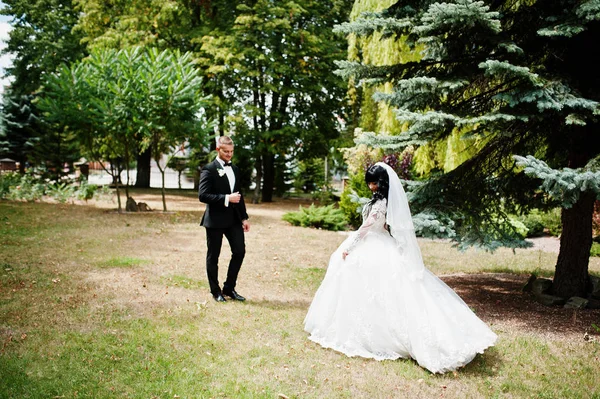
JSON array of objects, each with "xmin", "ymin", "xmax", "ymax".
[{"xmin": 342, "ymin": 199, "xmax": 387, "ymax": 259}]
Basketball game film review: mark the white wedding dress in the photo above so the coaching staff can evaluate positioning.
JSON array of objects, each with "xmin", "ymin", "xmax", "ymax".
[{"xmin": 304, "ymin": 195, "xmax": 497, "ymax": 373}]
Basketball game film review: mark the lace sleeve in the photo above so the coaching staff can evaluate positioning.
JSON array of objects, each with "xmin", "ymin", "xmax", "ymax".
[{"xmin": 343, "ymin": 199, "xmax": 387, "ymax": 255}]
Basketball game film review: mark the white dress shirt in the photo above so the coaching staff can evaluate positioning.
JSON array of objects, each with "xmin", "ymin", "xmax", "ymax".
[{"xmin": 217, "ymin": 157, "xmax": 235, "ymax": 206}]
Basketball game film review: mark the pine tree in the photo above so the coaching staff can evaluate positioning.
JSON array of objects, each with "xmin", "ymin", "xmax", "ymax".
[
  {"xmin": 336, "ymin": 0, "xmax": 600, "ymax": 299},
  {"xmin": 0, "ymin": 91, "xmax": 38, "ymax": 173}
]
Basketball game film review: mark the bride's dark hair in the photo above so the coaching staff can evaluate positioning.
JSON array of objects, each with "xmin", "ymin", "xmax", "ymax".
[{"xmin": 365, "ymin": 164, "xmax": 389, "ymax": 201}]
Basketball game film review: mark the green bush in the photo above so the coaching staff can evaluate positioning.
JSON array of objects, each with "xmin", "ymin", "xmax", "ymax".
[
  {"xmin": 0, "ymin": 172, "xmax": 110, "ymax": 203},
  {"xmin": 519, "ymin": 212, "xmax": 545, "ymax": 237},
  {"xmin": 541, "ymin": 208, "xmax": 562, "ymax": 237},
  {"xmin": 282, "ymin": 204, "xmax": 348, "ymax": 231},
  {"xmin": 339, "ymin": 173, "xmax": 372, "ymax": 229},
  {"xmin": 0, "ymin": 172, "xmax": 22, "ymax": 199},
  {"xmin": 508, "ymin": 217, "xmax": 529, "ymax": 238},
  {"xmin": 47, "ymin": 182, "xmax": 76, "ymax": 203},
  {"xmin": 6, "ymin": 174, "xmax": 46, "ymax": 202},
  {"xmin": 590, "ymin": 242, "xmax": 600, "ymax": 257},
  {"xmin": 75, "ymin": 180, "xmax": 99, "ymax": 202},
  {"xmin": 517, "ymin": 209, "xmax": 562, "ymax": 238}
]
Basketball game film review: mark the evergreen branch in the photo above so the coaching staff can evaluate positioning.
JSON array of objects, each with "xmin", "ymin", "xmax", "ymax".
[
  {"xmin": 514, "ymin": 155, "xmax": 600, "ymax": 208},
  {"xmin": 577, "ymin": 0, "xmax": 600, "ymax": 22},
  {"xmin": 448, "ymin": 76, "xmax": 521, "ymax": 115},
  {"xmin": 355, "ymin": 130, "xmax": 427, "ymax": 149},
  {"xmin": 414, "ymin": 0, "xmax": 501, "ymax": 36},
  {"xmin": 333, "ymin": 17, "xmax": 411, "ymax": 37}
]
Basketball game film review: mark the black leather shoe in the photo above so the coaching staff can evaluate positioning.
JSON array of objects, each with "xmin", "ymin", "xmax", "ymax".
[
  {"xmin": 223, "ymin": 289, "xmax": 246, "ymax": 301},
  {"xmin": 212, "ymin": 294, "xmax": 227, "ymax": 302}
]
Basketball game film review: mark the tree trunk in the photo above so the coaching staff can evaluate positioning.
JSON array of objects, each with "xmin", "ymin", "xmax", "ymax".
[
  {"xmin": 253, "ymin": 155, "xmax": 262, "ymax": 204},
  {"xmin": 160, "ymin": 169, "xmax": 167, "ymax": 212},
  {"xmin": 193, "ymin": 167, "xmax": 201, "ymax": 191},
  {"xmin": 135, "ymin": 148, "xmax": 151, "ymax": 188},
  {"xmin": 553, "ymin": 191, "xmax": 595, "ymax": 298},
  {"xmin": 261, "ymin": 152, "xmax": 275, "ymax": 202}
]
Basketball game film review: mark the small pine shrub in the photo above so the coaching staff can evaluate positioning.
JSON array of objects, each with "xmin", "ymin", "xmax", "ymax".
[{"xmin": 282, "ymin": 204, "xmax": 348, "ymax": 231}]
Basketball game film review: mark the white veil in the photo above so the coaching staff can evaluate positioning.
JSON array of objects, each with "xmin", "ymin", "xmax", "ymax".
[{"xmin": 376, "ymin": 162, "xmax": 425, "ymax": 281}]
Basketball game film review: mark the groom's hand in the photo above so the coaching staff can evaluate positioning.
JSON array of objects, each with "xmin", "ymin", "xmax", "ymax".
[
  {"xmin": 242, "ymin": 219, "xmax": 250, "ymax": 232},
  {"xmin": 229, "ymin": 192, "xmax": 242, "ymax": 203}
]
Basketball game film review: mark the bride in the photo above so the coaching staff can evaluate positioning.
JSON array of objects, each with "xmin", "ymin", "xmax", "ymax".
[{"xmin": 304, "ymin": 162, "xmax": 497, "ymax": 374}]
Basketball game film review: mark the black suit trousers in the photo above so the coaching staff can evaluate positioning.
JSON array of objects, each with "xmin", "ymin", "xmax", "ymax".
[{"xmin": 205, "ymin": 224, "xmax": 245, "ymax": 295}]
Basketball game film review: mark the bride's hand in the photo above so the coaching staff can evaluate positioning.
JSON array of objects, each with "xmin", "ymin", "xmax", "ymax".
[{"xmin": 342, "ymin": 251, "xmax": 348, "ymax": 260}]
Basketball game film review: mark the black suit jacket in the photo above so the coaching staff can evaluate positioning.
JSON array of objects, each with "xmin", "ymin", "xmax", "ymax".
[{"xmin": 198, "ymin": 159, "xmax": 248, "ymax": 228}]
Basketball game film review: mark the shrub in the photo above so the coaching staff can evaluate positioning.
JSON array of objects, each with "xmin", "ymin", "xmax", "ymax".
[
  {"xmin": 282, "ymin": 204, "xmax": 347, "ymax": 231},
  {"xmin": 47, "ymin": 182, "xmax": 76, "ymax": 203},
  {"xmin": 591, "ymin": 242, "xmax": 600, "ymax": 257},
  {"xmin": 6, "ymin": 174, "xmax": 46, "ymax": 202},
  {"xmin": 519, "ymin": 212, "xmax": 545, "ymax": 237},
  {"xmin": 75, "ymin": 180, "xmax": 99, "ymax": 202},
  {"xmin": 517, "ymin": 209, "xmax": 562, "ymax": 238},
  {"xmin": 540, "ymin": 208, "xmax": 562, "ymax": 237},
  {"xmin": 509, "ymin": 217, "xmax": 529, "ymax": 238},
  {"xmin": 1, "ymin": 172, "xmax": 111, "ymax": 203},
  {"xmin": 0, "ymin": 172, "xmax": 22, "ymax": 199},
  {"xmin": 339, "ymin": 173, "xmax": 372, "ymax": 229}
]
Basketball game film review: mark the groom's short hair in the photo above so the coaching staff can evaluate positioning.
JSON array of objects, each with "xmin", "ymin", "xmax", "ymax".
[{"xmin": 216, "ymin": 135, "xmax": 234, "ymax": 148}]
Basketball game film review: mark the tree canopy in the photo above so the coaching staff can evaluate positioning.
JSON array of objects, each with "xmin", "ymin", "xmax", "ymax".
[
  {"xmin": 198, "ymin": 0, "xmax": 353, "ymax": 202},
  {"xmin": 0, "ymin": 0, "xmax": 87, "ymax": 177},
  {"xmin": 38, "ymin": 47, "xmax": 210, "ymax": 211}
]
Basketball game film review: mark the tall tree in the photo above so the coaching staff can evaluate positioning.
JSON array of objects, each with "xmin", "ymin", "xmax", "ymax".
[
  {"xmin": 199, "ymin": 0, "xmax": 352, "ymax": 202},
  {"xmin": 336, "ymin": 0, "xmax": 600, "ymax": 298},
  {"xmin": 73, "ymin": 0, "xmax": 235, "ymax": 188},
  {"xmin": 0, "ymin": 0, "xmax": 87, "ymax": 176},
  {"xmin": 0, "ymin": 91, "xmax": 38, "ymax": 173},
  {"xmin": 1, "ymin": 0, "xmax": 86, "ymax": 95}
]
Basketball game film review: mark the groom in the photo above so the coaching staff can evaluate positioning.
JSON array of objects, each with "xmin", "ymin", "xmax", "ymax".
[{"xmin": 199, "ymin": 135, "xmax": 250, "ymax": 302}]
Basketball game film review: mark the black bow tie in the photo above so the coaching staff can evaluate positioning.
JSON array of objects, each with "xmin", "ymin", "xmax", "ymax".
[{"xmin": 223, "ymin": 162, "xmax": 232, "ymax": 167}]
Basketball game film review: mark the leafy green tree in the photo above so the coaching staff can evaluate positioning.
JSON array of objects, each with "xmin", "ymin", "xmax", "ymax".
[
  {"xmin": 199, "ymin": 0, "xmax": 353, "ymax": 202},
  {"xmin": 1, "ymin": 0, "xmax": 86, "ymax": 95},
  {"xmin": 337, "ymin": 0, "xmax": 600, "ymax": 298},
  {"xmin": 137, "ymin": 48, "xmax": 209, "ymax": 210},
  {"xmin": 39, "ymin": 47, "xmax": 210, "ymax": 211},
  {"xmin": 0, "ymin": 0, "xmax": 87, "ymax": 178},
  {"xmin": 73, "ymin": 0, "xmax": 236, "ymax": 187}
]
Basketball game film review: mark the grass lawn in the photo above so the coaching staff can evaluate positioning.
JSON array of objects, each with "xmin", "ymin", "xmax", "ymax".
[{"xmin": 1, "ymin": 189, "xmax": 600, "ymax": 399}]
